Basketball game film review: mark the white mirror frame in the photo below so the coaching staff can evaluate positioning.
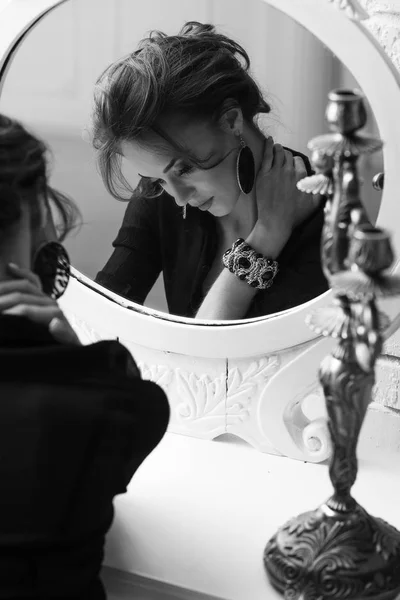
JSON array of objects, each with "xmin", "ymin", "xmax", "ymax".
[{"xmin": 2, "ymin": 0, "xmax": 400, "ymax": 462}]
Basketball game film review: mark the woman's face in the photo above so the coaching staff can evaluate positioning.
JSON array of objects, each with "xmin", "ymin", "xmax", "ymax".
[{"xmin": 121, "ymin": 114, "xmax": 242, "ymax": 218}]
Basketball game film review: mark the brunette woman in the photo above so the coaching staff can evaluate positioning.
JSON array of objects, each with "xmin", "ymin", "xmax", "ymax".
[{"xmin": 93, "ymin": 21, "xmax": 328, "ymax": 319}]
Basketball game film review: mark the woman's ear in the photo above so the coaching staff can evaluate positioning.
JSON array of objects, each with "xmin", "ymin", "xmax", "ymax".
[{"xmin": 217, "ymin": 100, "xmax": 244, "ymax": 138}]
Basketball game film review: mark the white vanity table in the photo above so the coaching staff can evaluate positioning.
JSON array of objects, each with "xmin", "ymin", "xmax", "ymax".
[
  {"xmin": 101, "ymin": 433, "xmax": 400, "ymax": 600},
  {"xmin": 2, "ymin": 0, "xmax": 400, "ymax": 598}
]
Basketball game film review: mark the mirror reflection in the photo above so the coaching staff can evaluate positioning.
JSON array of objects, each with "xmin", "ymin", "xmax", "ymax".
[{"xmin": 0, "ymin": 0, "xmax": 383, "ymax": 319}]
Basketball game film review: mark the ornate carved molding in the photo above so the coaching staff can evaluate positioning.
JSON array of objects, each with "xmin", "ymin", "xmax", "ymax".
[
  {"xmin": 345, "ymin": 1, "xmax": 400, "ymax": 72},
  {"xmin": 226, "ymin": 357, "xmax": 281, "ymax": 426},
  {"xmin": 328, "ymin": 1, "xmax": 400, "ymax": 73},
  {"xmin": 62, "ymin": 311, "xmax": 105, "ymax": 343},
  {"xmin": 363, "ymin": 3, "xmax": 400, "ymax": 71},
  {"xmin": 328, "ymin": 0, "xmax": 369, "ymax": 20},
  {"xmin": 138, "ymin": 363, "xmax": 174, "ymax": 395},
  {"xmin": 62, "ymin": 311, "xmax": 400, "ymax": 458},
  {"xmin": 138, "ymin": 356, "xmax": 281, "ymax": 428},
  {"xmin": 286, "ymin": 385, "xmax": 333, "ymax": 461}
]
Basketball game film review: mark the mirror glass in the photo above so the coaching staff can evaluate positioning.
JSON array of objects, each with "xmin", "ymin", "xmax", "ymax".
[{"xmin": 0, "ymin": 0, "xmax": 383, "ymax": 319}]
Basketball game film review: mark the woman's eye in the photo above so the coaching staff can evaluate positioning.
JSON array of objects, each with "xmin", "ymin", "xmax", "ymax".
[
  {"xmin": 141, "ymin": 176, "xmax": 166, "ymax": 187},
  {"xmin": 176, "ymin": 164, "xmax": 195, "ymax": 177}
]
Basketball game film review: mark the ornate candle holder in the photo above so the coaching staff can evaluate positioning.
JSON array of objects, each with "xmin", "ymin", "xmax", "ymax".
[{"xmin": 263, "ymin": 89, "xmax": 400, "ymax": 599}]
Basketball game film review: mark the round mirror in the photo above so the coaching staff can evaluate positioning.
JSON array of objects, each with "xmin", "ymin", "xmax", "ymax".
[{"xmin": 0, "ymin": 0, "xmax": 383, "ymax": 320}]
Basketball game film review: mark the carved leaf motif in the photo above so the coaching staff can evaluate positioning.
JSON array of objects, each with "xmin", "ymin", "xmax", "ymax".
[
  {"xmin": 284, "ymin": 513, "xmax": 321, "ymax": 537},
  {"xmin": 363, "ymin": 5, "xmax": 400, "ymax": 71},
  {"xmin": 368, "ymin": 10, "xmax": 400, "ymax": 28},
  {"xmin": 64, "ymin": 313, "xmax": 104, "ymax": 343},
  {"xmin": 226, "ymin": 356, "xmax": 280, "ymax": 423},
  {"xmin": 137, "ymin": 362, "xmax": 173, "ymax": 393},
  {"xmin": 265, "ymin": 504, "xmax": 400, "ymax": 597},
  {"xmin": 373, "ymin": 518, "xmax": 400, "ymax": 561},
  {"xmin": 175, "ymin": 370, "xmax": 226, "ymax": 422}
]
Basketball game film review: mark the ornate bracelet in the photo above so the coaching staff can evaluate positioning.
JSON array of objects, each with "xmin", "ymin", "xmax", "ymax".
[{"xmin": 222, "ymin": 238, "xmax": 279, "ymax": 290}]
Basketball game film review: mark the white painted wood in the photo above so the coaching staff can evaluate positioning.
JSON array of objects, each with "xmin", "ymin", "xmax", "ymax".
[
  {"xmin": 102, "ymin": 433, "xmax": 400, "ymax": 600},
  {"xmin": 2, "ymin": 0, "xmax": 400, "ymax": 462}
]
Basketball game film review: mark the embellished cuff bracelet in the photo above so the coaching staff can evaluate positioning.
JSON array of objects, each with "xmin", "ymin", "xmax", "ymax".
[{"xmin": 222, "ymin": 238, "xmax": 279, "ymax": 290}]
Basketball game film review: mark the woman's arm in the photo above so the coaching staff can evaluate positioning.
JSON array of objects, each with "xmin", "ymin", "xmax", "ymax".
[
  {"xmin": 195, "ymin": 222, "xmax": 288, "ymax": 320},
  {"xmin": 95, "ymin": 195, "xmax": 162, "ymax": 304},
  {"xmin": 196, "ymin": 142, "xmax": 318, "ymax": 320}
]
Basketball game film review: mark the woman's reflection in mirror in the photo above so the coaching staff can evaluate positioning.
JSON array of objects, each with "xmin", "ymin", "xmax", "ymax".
[
  {"xmin": 0, "ymin": 114, "xmax": 169, "ymax": 599},
  {"xmin": 92, "ymin": 22, "xmax": 328, "ymax": 320}
]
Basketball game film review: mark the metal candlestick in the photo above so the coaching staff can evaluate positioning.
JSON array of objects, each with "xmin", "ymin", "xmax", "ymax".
[{"xmin": 263, "ymin": 89, "xmax": 400, "ymax": 600}]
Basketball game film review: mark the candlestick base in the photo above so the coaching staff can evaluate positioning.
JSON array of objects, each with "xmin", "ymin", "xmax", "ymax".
[{"xmin": 264, "ymin": 498, "xmax": 400, "ymax": 600}]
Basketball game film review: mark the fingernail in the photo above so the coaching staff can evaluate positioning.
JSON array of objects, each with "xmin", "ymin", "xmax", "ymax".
[
  {"xmin": 7, "ymin": 262, "xmax": 19, "ymax": 270},
  {"xmin": 49, "ymin": 317, "xmax": 62, "ymax": 329}
]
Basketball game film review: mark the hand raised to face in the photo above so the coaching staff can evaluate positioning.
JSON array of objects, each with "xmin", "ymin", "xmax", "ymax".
[{"xmin": 0, "ymin": 264, "xmax": 80, "ymax": 345}]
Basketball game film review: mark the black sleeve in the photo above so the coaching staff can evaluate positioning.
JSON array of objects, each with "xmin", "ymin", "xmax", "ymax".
[
  {"xmin": 98, "ymin": 341, "xmax": 170, "ymax": 491},
  {"xmin": 95, "ymin": 195, "xmax": 162, "ymax": 304},
  {"xmin": 248, "ymin": 255, "xmax": 328, "ymax": 317},
  {"xmin": 247, "ymin": 206, "xmax": 328, "ymax": 317}
]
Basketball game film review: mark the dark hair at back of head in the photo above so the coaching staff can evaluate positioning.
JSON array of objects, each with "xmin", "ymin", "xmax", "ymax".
[
  {"xmin": 91, "ymin": 21, "xmax": 271, "ymax": 200},
  {"xmin": 0, "ymin": 113, "xmax": 80, "ymax": 241}
]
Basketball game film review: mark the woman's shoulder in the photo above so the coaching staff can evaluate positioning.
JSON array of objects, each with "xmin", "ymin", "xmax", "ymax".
[{"xmin": 0, "ymin": 324, "xmax": 169, "ymax": 420}]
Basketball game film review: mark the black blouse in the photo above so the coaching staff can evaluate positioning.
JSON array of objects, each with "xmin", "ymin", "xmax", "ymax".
[
  {"xmin": 0, "ymin": 315, "xmax": 169, "ymax": 599},
  {"xmin": 96, "ymin": 149, "xmax": 328, "ymax": 318}
]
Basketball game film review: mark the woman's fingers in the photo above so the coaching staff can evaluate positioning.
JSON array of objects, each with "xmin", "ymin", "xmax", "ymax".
[
  {"xmin": 0, "ymin": 279, "xmax": 45, "ymax": 297},
  {"xmin": 3, "ymin": 300, "xmax": 81, "ymax": 345},
  {"xmin": 0, "ymin": 292, "xmax": 54, "ymax": 312},
  {"xmin": 294, "ymin": 155, "xmax": 308, "ymax": 181},
  {"xmin": 7, "ymin": 263, "xmax": 42, "ymax": 290},
  {"xmin": 49, "ymin": 317, "xmax": 81, "ymax": 345},
  {"xmin": 258, "ymin": 136, "xmax": 274, "ymax": 175},
  {"xmin": 271, "ymin": 143, "xmax": 285, "ymax": 169},
  {"xmin": 3, "ymin": 304, "xmax": 62, "ymax": 324}
]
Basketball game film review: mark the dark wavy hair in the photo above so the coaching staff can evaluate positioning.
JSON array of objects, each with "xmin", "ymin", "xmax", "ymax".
[
  {"xmin": 91, "ymin": 21, "xmax": 272, "ymax": 201},
  {"xmin": 0, "ymin": 113, "xmax": 80, "ymax": 243}
]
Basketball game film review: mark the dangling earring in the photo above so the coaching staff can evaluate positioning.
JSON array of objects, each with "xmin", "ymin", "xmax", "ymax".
[
  {"xmin": 182, "ymin": 205, "xmax": 187, "ymax": 220},
  {"xmin": 236, "ymin": 135, "xmax": 255, "ymax": 194},
  {"xmin": 33, "ymin": 241, "xmax": 70, "ymax": 300}
]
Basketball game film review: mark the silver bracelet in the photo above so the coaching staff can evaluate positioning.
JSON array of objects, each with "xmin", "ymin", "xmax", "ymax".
[{"xmin": 222, "ymin": 238, "xmax": 279, "ymax": 290}]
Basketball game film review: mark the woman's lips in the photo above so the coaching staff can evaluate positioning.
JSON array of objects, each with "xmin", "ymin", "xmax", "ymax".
[{"xmin": 197, "ymin": 197, "xmax": 214, "ymax": 211}]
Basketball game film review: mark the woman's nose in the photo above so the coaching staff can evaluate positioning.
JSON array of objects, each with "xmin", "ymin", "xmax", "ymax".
[{"xmin": 167, "ymin": 181, "xmax": 191, "ymax": 207}]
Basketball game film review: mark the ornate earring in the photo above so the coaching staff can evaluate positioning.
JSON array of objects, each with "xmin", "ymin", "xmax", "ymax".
[
  {"xmin": 236, "ymin": 135, "xmax": 255, "ymax": 194},
  {"xmin": 182, "ymin": 205, "xmax": 187, "ymax": 220},
  {"xmin": 33, "ymin": 241, "xmax": 70, "ymax": 300}
]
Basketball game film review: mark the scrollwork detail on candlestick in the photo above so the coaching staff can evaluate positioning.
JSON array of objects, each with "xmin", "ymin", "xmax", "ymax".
[{"xmin": 264, "ymin": 88, "xmax": 400, "ymax": 599}]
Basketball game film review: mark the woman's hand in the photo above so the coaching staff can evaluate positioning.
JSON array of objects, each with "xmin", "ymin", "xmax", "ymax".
[
  {"xmin": 247, "ymin": 138, "xmax": 317, "ymax": 258},
  {"xmin": 0, "ymin": 263, "xmax": 81, "ymax": 345}
]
